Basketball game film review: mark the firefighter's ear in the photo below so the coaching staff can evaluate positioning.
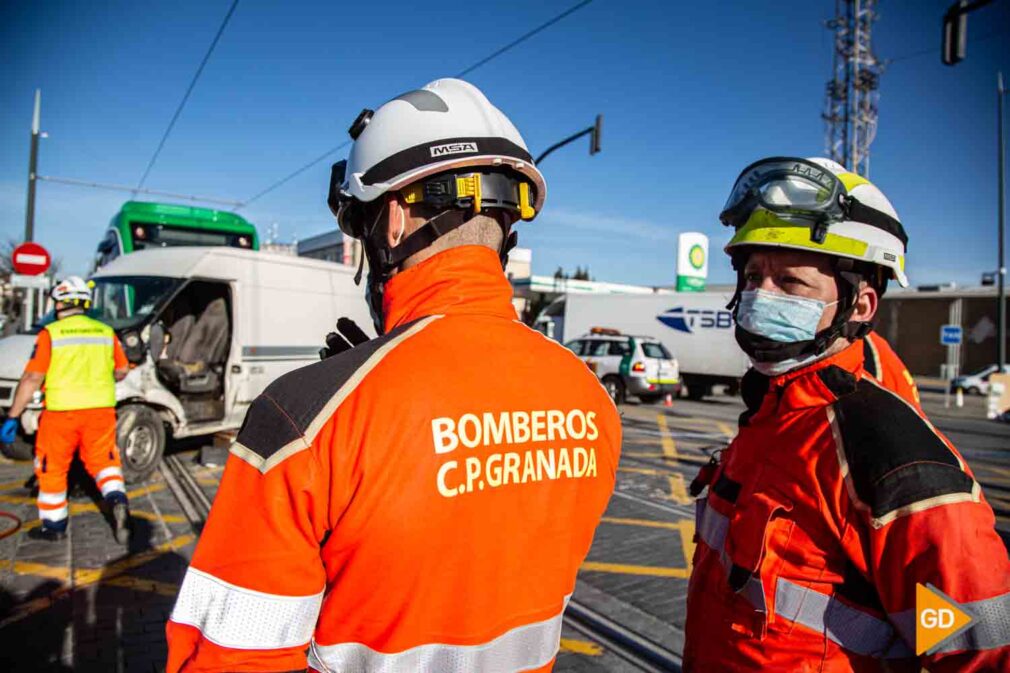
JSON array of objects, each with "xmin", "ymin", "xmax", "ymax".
[
  {"xmin": 852, "ymin": 282, "xmax": 878, "ymax": 324},
  {"xmin": 386, "ymin": 197, "xmax": 406, "ymax": 249}
]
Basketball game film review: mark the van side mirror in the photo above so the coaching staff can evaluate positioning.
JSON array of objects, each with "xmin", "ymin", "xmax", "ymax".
[{"xmin": 149, "ymin": 322, "xmax": 167, "ymax": 360}]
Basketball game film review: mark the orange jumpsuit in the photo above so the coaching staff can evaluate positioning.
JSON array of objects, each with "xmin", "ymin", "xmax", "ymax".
[
  {"xmin": 25, "ymin": 328, "xmax": 128, "ymax": 530},
  {"xmin": 166, "ymin": 245, "xmax": 622, "ymax": 673},
  {"xmin": 685, "ymin": 339, "xmax": 1010, "ymax": 671}
]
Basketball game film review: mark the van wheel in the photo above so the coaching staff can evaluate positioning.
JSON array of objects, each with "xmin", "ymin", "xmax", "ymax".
[
  {"xmin": 603, "ymin": 376, "xmax": 626, "ymax": 405},
  {"xmin": 1, "ymin": 433, "xmax": 34, "ymax": 462},
  {"xmin": 117, "ymin": 405, "xmax": 165, "ymax": 484}
]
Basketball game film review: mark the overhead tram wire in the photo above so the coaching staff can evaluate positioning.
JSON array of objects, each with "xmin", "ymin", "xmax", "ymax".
[
  {"xmin": 454, "ymin": 0, "xmax": 593, "ymax": 78},
  {"xmin": 135, "ymin": 0, "xmax": 241, "ymax": 191},
  {"xmin": 234, "ymin": 0, "xmax": 595, "ymax": 211}
]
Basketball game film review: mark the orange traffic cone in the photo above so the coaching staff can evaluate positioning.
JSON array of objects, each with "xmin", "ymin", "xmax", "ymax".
[{"xmin": 663, "ymin": 393, "xmax": 674, "ymax": 408}]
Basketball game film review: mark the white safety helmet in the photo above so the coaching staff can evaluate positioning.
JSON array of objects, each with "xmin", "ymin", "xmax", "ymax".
[
  {"xmin": 51, "ymin": 276, "xmax": 92, "ymax": 305},
  {"xmin": 722, "ymin": 156, "xmax": 908, "ymax": 288},
  {"xmin": 330, "ymin": 78, "xmax": 546, "ymax": 235}
]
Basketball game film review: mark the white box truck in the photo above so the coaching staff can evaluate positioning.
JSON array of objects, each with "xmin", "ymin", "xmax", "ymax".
[
  {"xmin": 536, "ymin": 293, "xmax": 749, "ymax": 399},
  {"xmin": 0, "ymin": 246, "xmax": 373, "ymax": 480}
]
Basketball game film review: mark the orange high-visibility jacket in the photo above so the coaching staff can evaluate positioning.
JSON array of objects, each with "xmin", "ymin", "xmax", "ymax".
[
  {"xmin": 685, "ymin": 340, "xmax": 1010, "ymax": 672},
  {"xmin": 863, "ymin": 330, "xmax": 921, "ymax": 409},
  {"xmin": 166, "ymin": 246, "xmax": 621, "ymax": 673}
]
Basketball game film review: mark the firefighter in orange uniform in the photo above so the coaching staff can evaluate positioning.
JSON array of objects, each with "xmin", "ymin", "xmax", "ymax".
[
  {"xmin": 685, "ymin": 157, "xmax": 1010, "ymax": 671},
  {"xmin": 1, "ymin": 276, "xmax": 131, "ymax": 543},
  {"xmin": 166, "ymin": 79, "xmax": 621, "ymax": 672}
]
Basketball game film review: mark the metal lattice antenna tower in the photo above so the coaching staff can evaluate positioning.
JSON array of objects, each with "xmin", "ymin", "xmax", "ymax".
[{"xmin": 823, "ymin": 0, "xmax": 884, "ymax": 177}]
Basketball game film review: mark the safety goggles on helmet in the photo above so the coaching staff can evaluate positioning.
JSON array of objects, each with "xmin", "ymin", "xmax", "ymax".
[
  {"xmin": 328, "ymin": 160, "xmax": 536, "ymax": 239},
  {"xmin": 719, "ymin": 157, "xmax": 908, "ymax": 247}
]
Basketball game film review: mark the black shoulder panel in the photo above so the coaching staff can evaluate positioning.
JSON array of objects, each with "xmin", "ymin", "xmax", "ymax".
[
  {"xmin": 739, "ymin": 368, "xmax": 769, "ymax": 426},
  {"xmin": 236, "ymin": 318, "xmax": 426, "ymax": 462},
  {"xmin": 818, "ymin": 365, "xmax": 858, "ymax": 398},
  {"xmin": 832, "ymin": 379, "xmax": 974, "ymax": 519}
]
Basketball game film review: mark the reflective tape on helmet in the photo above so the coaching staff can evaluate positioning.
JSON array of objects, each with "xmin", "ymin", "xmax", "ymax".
[
  {"xmin": 775, "ymin": 577, "xmax": 914, "ymax": 658},
  {"xmin": 837, "ymin": 171, "xmax": 870, "ymax": 192},
  {"xmin": 307, "ymin": 596, "xmax": 569, "ymax": 672},
  {"xmin": 727, "ymin": 209, "xmax": 870, "ymax": 258},
  {"xmin": 170, "ymin": 567, "xmax": 323, "ymax": 650}
]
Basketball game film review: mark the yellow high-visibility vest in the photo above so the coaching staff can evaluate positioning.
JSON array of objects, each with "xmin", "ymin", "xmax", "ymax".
[{"xmin": 44, "ymin": 314, "xmax": 117, "ymax": 411}]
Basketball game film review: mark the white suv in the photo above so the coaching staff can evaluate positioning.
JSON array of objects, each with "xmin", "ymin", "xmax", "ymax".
[{"xmin": 564, "ymin": 328, "xmax": 680, "ymax": 404}]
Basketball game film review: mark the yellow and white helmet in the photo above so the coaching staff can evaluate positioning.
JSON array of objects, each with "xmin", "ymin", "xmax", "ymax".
[
  {"xmin": 720, "ymin": 157, "xmax": 908, "ymax": 287},
  {"xmin": 50, "ymin": 276, "xmax": 92, "ymax": 305}
]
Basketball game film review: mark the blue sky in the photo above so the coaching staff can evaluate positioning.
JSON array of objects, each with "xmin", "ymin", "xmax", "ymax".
[{"xmin": 1, "ymin": 1, "xmax": 1008, "ymax": 287}]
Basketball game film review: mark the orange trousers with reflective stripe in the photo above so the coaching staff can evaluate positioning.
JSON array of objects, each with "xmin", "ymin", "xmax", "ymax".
[{"xmin": 35, "ymin": 409, "xmax": 125, "ymax": 516}]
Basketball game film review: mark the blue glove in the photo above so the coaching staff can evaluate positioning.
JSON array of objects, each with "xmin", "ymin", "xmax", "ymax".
[{"xmin": 0, "ymin": 418, "xmax": 18, "ymax": 444}]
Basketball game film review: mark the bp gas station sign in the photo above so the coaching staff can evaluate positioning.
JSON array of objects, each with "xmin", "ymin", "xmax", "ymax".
[{"xmin": 676, "ymin": 232, "xmax": 708, "ymax": 292}]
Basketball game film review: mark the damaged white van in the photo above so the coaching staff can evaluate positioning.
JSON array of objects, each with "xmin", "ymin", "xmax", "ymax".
[{"xmin": 0, "ymin": 246, "xmax": 372, "ymax": 482}]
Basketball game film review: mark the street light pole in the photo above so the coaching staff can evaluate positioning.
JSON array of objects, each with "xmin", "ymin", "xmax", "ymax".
[
  {"xmin": 998, "ymin": 71, "xmax": 1006, "ymax": 367},
  {"xmin": 24, "ymin": 89, "xmax": 41, "ymax": 243},
  {"xmin": 535, "ymin": 115, "xmax": 603, "ymax": 165}
]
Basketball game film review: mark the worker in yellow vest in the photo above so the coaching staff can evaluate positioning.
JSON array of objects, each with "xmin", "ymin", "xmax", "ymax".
[{"xmin": 1, "ymin": 276, "xmax": 131, "ymax": 543}]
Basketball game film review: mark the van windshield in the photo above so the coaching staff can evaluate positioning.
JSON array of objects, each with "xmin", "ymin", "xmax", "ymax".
[
  {"xmin": 91, "ymin": 276, "xmax": 182, "ymax": 330},
  {"xmin": 29, "ymin": 277, "xmax": 182, "ymax": 334}
]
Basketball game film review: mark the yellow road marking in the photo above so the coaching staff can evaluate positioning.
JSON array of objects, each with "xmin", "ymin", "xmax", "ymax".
[
  {"xmin": 618, "ymin": 466, "xmax": 667, "ymax": 476},
  {"xmin": 127, "ymin": 483, "xmax": 165, "ymax": 498},
  {"xmin": 101, "ymin": 575, "xmax": 180, "ymax": 597},
  {"xmin": 655, "ymin": 414, "xmax": 678, "ymax": 459},
  {"xmin": 559, "ymin": 638, "xmax": 603, "ymax": 656},
  {"xmin": 0, "ymin": 559, "xmax": 70, "ymax": 582},
  {"xmin": 716, "ymin": 421, "xmax": 735, "ymax": 439},
  {"xmin": 676, "ymin": 520, "xmax": 696, "ymax": 573},
  {"xmin": 0, "ymin": 479, "xmax": 28, "ymax": 492},
  {"xmin": 131, "ymin": 510, "xmax": 186, "ymax": 524},
  {"xmin": 74, "ymin": 534, "xmax": 195, "ymax": 585},
  {"xmin": 601, "ymin": 516, "xmax": 681, "ymax": 530},
  {"xmin": 668, "ymin": 473, "xmax": 690, "ymax": 504},
  {"xmin": 622, "ymin": 451, "xmax": 668, "ymax": 459},
  {"xmin": 580, "ymin": 561, "xmax": 689, "ymax": 578}
]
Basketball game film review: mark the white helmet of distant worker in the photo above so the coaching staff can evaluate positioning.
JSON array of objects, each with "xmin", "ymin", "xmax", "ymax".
[
  {"xmin": 50, "ymin": 276, "xmax": 93, "ymax": 307},
  {"xmin": 326, "ymin": 78, "xmax": 546, "ymax": 332}
]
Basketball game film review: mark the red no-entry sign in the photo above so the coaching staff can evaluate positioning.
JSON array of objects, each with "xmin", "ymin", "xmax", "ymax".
[{"xmin": 11, "ymin": 242, "xmax": 51, "ymax": 276}]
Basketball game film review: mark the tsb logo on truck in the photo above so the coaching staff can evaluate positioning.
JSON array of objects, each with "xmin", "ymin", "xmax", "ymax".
[{"xmin": 656, "ymin": 307, "xmax": 733, "ymax": 334}]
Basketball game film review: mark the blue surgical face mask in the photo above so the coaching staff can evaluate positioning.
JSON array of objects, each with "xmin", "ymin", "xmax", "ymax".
[{"xmin": 736, "ymin": 289, "xmax": 838, "ymax": 376}]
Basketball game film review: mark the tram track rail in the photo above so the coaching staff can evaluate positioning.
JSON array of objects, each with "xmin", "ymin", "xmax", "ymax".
[
  {"xmin": 160, "ymin": 453, "xmax": 212, "ymax": 531},
  {"xmin": 564, "ymin": 599, "xmax": 682, "ymax": 672}
]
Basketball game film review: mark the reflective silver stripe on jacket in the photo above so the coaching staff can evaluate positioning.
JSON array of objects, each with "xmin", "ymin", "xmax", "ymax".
[
  {"xmin": 695, "ymin": 498, "xmax": 765, "ymax": 613},
  {"xmin": 170, "ymin": 567, "xmax": 323, "ymax": 650},
  {"xmin": 307, "ymin": 596, "xmax": 569, "ymax": 673},
  {"xmin": 889, "ymin": 590, "xmax": 1010, "ymax": 655},
  {"xmin": 775, "ymin": 578, "xmax": 914, "ymax": 658},
  {"xmin": 51, "ymin": 336, "xmax": 113, "ymax": 347}
]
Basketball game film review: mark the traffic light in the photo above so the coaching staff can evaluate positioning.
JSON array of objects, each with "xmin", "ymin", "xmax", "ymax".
[
  {"xmin": 590, "ymin": 115, "xmax": 603, "ymax": 155},
  {"xmin": 941, "ymin": 1, "xmax": 967, "ymax": 66}
]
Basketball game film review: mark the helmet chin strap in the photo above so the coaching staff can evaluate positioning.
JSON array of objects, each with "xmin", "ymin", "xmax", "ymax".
[{"xmin": 355, "ymin": 196, "xmax": 518, "ymax": 334}]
